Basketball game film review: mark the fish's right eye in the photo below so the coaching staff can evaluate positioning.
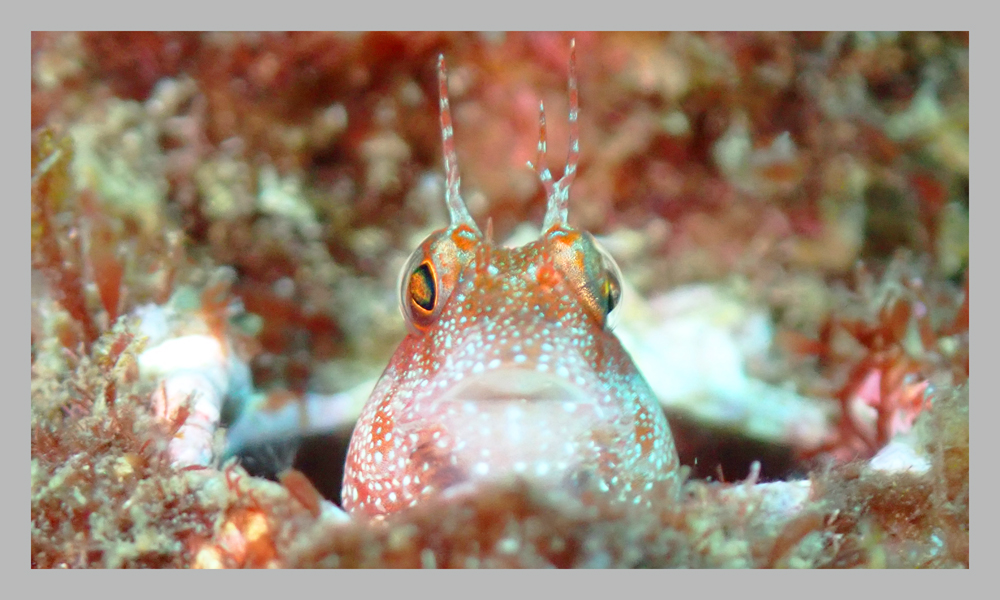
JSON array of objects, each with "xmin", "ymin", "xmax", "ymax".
[
  {"xmin": 398, "ymin": 226, "xmax": 481, "ymax": 335},
  {"xmin": 399, "ymin": 246, "xmax": 440, "ymax": 334},
  {"xmin": 409, "ymin": 261, "xmax": 437, "ymax": 314}
]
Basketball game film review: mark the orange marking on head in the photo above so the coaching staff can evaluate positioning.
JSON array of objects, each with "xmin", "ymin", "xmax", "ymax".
[
  {"xmin": 450, "ymin": 225, "xmax": 479, "ymax": 252},
  {"xmin": 536, "ymin": 262, "xmax": 563, "ymax": 290},
  {"xmin": 547, "ymin": 227, "xmax": 581, "ymax": 244}
]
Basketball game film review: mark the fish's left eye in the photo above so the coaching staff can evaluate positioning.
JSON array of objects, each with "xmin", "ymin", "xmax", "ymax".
[
  {"xmin": 603, "ymin": 271, "xmax": 621, "ymax": 314},
  {"xmin": 591, "ymin": 238, "xmax": 624, "ymax": 330},
  {"xmin": 546, "ymin": 228, "xmax": 627, "ymax": 330}
]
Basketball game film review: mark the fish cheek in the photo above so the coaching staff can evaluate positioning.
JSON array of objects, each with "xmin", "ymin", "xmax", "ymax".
[{"xmin": 407, "ymin": 424, "xmax": 467, "ymax": 495}]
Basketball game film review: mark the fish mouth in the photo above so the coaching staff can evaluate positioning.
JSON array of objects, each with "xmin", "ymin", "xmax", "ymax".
[
  {"xmin": 435, "ymin": 367, "xmax": 592, "ymax": 404},
  {"xmin": 399, "ymin": 367, "xmax": 623, "ymax": 491}
]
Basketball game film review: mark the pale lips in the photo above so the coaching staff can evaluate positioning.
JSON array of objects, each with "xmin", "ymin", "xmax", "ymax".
[
  {"xmin": 436, "ymin": 367, "xmax": 597, "ymax": 404},
  {"xmin": 398, "ymin": 367, "xmax": 625, "ymax": 492}
]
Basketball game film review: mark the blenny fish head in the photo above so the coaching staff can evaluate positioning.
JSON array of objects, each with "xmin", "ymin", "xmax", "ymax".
[{"xmin": 343, "ymin": 42, "xmax": 678, "ymax": 517}]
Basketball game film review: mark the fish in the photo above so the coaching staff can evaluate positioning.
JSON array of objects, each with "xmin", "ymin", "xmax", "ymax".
[{"xmin": 342, "ymin": 41, "xmax": 679, "ymax": 518}]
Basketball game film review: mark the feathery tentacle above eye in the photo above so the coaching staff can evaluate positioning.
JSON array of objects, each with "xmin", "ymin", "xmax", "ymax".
[
  {"xmin": 530, "ymin": 37, "xmax": 579, "ymax": 233},
  {"xmin": 437, "ymin": 55, "xmax": 481, "ymax": 235}
]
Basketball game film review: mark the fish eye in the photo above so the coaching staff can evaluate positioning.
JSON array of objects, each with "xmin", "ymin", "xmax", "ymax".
[
  {"xmin": 604, "ymin": 271, "xmax": 621, "ymax": 314},
  {"xmin": 398, "ymin": 249, "xmax": 439, "ymax": 332},
  {"xmin": 550, "ymin": 228, "xmax": 626, "ymax": 330},
  {"xmin": 409, "ymin": 262, "xmax": 436, "ymax": 313},
  {"xmin": 591, "ymin": 237, "xmax": 624, "ymax": 330},
  {"xmin": 397, "ymin": 227, "xmax": 480, "ymax": 335}
]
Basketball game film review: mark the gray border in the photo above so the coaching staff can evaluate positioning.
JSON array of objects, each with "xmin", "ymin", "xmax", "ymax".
[
  {"xmin": 20, "ymin": 1, "xmax": 981, "ymax": 31},
  {"xmin": 20, "ymin": 2, "xmax": 981, "ymax": 597}
]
